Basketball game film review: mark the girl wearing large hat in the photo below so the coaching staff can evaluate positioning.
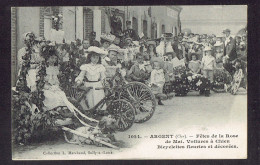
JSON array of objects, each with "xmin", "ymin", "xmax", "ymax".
[
  {"xmin": 200, "ymin": 46, "xmax": 216, "ymax": 96},
  {"xmin": 75, "ymin": 46, "xmax": 107, "ymax": 109},
  {"xmin": 149, "ymin": 57, "xmax": 167, "ymax": 105},
  {"xmin": 42, "ymin": 45, "xmax": 74, "ymax": 111}
]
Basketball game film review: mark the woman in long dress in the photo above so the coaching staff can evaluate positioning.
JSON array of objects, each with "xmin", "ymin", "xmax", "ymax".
[
  {"xmin": 17, "ymin": 32, "xmax": 45, "ymax": 92},
  {"xmin": 75, "ymin": 47, "xmax": 107, "ymax": 110}
]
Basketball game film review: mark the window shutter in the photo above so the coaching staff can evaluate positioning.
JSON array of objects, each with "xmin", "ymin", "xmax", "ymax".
[
  {"xmin": 39, "ymin": 7, "xmax": 45, "ymax": 37},
  {"xmin": 101, "ymin": 9, "xmax": 106, "ymax": 34},
  {"xmin": 84, "ymin": 8, "xmax": 93, "ymax": 39}
]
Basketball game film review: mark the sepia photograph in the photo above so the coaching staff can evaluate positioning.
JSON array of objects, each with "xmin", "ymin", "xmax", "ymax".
[{"xmin": 11, "ymin": 5, "xmax": 247, "ymax": 160}]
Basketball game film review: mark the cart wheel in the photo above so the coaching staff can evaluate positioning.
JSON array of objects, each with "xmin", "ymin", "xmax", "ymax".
[
  {"xmin": 107, "ymin": 99, "xmax": 135, "ymax": 132},
  {"xmin": 119, "ymin": 82, "xmax": 156, "ymax": 123},
  {"xmin": 230, "ymin": 69, "xmax": 243, "ymax": 95}
]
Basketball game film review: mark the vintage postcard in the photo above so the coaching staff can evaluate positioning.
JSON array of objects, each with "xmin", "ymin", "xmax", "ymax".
[{"xmin": 11, "ymin": 5, "xmax": 247, "ymax": 160}]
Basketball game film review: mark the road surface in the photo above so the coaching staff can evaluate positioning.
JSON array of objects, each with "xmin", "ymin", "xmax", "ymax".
[{"xmin": 13, "ymin": 89, "xmax": 247, "ymax": 160}]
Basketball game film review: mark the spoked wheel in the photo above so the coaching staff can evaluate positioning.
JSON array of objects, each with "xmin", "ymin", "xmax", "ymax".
[
  {"xmin": 107, "ymin": 99, "xmax": 135, "ymax": 132},
  {"xmin": 230, "ymin": 69, "xmax": 243, "ymax": 95},
  {"xmin": 119, "ymin": 82, "xmax": 156, "ymax": 123}
]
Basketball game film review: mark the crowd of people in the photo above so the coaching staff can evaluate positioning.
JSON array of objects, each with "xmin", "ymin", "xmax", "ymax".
[{"xmin": 16, "ymin": 21, "xmax": 247, "ymax": 112}]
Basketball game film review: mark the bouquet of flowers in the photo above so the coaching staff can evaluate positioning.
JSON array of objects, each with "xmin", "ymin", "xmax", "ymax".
[{"xmin": 212, "ymin": 69, "xmax": 232, "ymax": 92}]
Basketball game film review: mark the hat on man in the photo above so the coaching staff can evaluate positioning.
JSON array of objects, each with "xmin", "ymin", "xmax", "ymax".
[
  {"xmin": 214, "ymin": 41, "xmax": 223, "ymax": 47},
  {"xmin": 23, "ymin": 32, "xmax": 36, "ymax": 41},
  {"xmin": 203, "ymin": 46, "xmax": 212, "ymax": 52},
  {"xmin": 132, "ymin": 41, "xmax": 140, "ymax": 47},
  {"xmin": 223, "ymin": 29, "xmax": 231, "ymax": 34},
  {"xmin": 107, "ymin": 44, "xmax": 120, "ymax": 53},
  {"xmin": 146, "ymin": 40, "xmax": 156, "ymax": 47},
  {"xmin": 162, "ymin": 33, "xmax": 174, "ymax": 38}
]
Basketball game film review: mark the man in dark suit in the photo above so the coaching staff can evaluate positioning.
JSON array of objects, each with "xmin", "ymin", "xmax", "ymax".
[
  {"xmin": 110, "ymin": 9, "xmax": 123, "ymax": 37},
  {"xmin": 222, "ymin": 29, "xmax": 237, "ymax": 76},
  {"xmin": 89, "ymin": 31, "xmax": 100, "ymax": 47},
  {"xmin": 172, "ymin": 33, "xmax": 184, "ymax": 60},
  {"xmin": 123, "ymin": 20, "xmax": 139, "ymax": 41}
]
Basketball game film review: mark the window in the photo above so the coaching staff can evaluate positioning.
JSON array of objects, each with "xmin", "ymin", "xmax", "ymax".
[
  {"xmin": 51, "ymin": 7, "xmax": 63, "ymax": 30},
  {"xmin": 161, "ymin": 24, "xmax": 165, "ymax": 34},
  {"xmin": 43, "ymin": 7, "xmax": 63, "ymax": 40},
  {"xmin": 143, "ymin": 20, "xmax": 148, "ymax": 37},
  {"xmin": 132, "ymin": 17, "xmax": 138, "ymax": 34}
]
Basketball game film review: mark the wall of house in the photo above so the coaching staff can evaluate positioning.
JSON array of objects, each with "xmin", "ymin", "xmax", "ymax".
[
  {"xmin": 63, "ymin": 7, "xmax": 76, "ymax": 42},
  {"xmin": 108, "ymin": 6, "xmax": 181, "ymax": 39},
  {"xmin": 76, "ymin": 7, "xmax": 84, "ymax": 41},
  {"xmin": 16, "ymin": 7, "xmax": 40, "ymax": 50}
]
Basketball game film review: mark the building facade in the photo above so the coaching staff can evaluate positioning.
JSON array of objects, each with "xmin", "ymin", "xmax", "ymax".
[{"xmin": 11, "ymin": 6, "xmax": 182, "ymax": 85}]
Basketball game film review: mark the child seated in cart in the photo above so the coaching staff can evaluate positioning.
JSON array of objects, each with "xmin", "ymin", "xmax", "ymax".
[
  {"xmin": 40, "ymin": 45, "xmax": 100, "ymax": 126},
  {"xmin": 41, "ymin": 45, "xmax": 75, "ymax": 112},
  {"xmin": 75, "ymin": 46, "xmax": 107, "ymax": 110}
]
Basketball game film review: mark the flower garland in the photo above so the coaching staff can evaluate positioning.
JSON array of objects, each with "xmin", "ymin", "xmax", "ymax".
[
  {"xmin": 15, "ymin": 33, "xmax": 35, "ymax": 93},
  {"xmin": 12, "ymin": 36, "xmax": 63, "ymax": 144}
]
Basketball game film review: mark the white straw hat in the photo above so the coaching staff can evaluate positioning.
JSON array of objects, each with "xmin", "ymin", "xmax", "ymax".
[
  {"xmin": 214, "ymin": 41, "xmax": 223, "ymax": 47},
  {"xmin": 203, "ymin": 46, "xmax": 212, "ymax": 51},
  {"xmin": 87, "ymin": 46, "xmax": 108, "ymax": 57}
]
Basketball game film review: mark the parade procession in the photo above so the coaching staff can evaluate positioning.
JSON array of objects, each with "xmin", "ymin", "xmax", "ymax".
[{"xmin": 11, "ymin": 6, "xmax": 247, "ymax": 157}]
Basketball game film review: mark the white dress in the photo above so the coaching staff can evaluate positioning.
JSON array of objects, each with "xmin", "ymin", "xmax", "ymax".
[
  {"xmin": 75, "ymin": 64, "xmax": 106, "ymax": 109},
  {"xmin": 43, "ymin": 66, "xmax": 98, "ymax": 125},
  {"xmin": 149, "ymin": 69, "xmax": 165, "ymax": 94},
  {"xmin": 43, "ymin": 66, "xmax": 67, "ymax": 110}
]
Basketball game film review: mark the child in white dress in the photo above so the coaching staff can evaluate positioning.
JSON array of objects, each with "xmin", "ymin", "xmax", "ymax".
[
  {"xmin": 188, "ymin": 53, "xmax": 201, "ymax": 74},
  {"xmin": 149, "ymin": 61, "xmax": 166, "ymax": 105},
  {"xmin": 42, "ymin": 51, "xmax": 93, "ymax": 122},
  {"xmin": 75, "ymin": 47, "xmax": 107, "ymax": 109}
]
